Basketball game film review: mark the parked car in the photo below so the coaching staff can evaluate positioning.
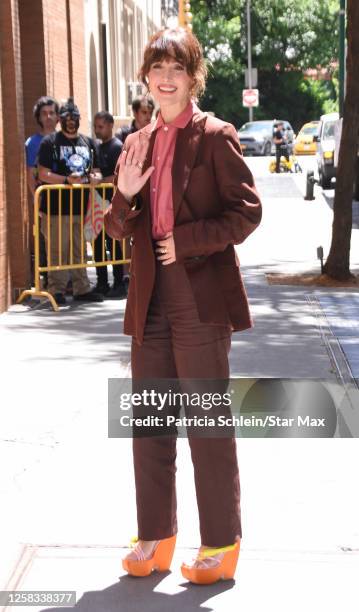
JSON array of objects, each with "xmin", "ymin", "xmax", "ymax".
[
  {"xmin": 315, "ymin": 112, "xmax": 339, "ymax": 189},
  {"xmin": 293, "ymin": 121, "xmax": 320, "ymax": 155},
  {"xmin": 333, "ymin": 116, "xmax": 359, "ymax": 199},
  {"xmin": 238, "ymin": 120, "xmax": 294, "ymax": 156}
]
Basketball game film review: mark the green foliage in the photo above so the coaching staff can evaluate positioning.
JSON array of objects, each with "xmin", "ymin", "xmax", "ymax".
[{"xmin": 191, "ymin": 0, "xmax": 339, "ymax": 129}]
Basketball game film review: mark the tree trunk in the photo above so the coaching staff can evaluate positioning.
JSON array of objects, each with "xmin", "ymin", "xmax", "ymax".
[{"xmin": 323, "ymin": 0, "xmax": 359, "ymax": 280}]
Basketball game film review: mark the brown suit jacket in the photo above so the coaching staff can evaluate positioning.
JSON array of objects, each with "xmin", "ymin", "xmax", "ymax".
[{"xmin": 104, "ymin": 108, "xmax": 262, "ymax": 345}]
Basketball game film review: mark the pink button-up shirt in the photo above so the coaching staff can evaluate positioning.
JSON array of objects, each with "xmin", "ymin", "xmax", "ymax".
[{"xmin": 150, "ymin": 100, "xmax": 196, "ymax": 239}]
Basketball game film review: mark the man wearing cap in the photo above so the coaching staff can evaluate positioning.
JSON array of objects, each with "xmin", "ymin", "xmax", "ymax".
[{"xmin": 38, "ymin": 98, "xmax": 104, "ymax": 305}]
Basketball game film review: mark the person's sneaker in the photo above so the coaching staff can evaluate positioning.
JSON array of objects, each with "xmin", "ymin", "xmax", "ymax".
[
  {"xmin": 73, "ymin": 291, "xmax": 104, "ymax": 302},
  {"xmin": 92, "ymin": 283, "xmax": 110, "ymax": 296},
  {"xmin": 53, "ymin": 292, "xmax": 67, "ymax": 306},
  {"xmin": 106, "ymin": 282, "xmax": 127, "ymax": 299}
]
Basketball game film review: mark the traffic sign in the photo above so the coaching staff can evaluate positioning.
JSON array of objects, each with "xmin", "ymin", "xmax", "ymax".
[{"xmin": 242, "ymin": 88, "xmax": 259, "ymax": 107}]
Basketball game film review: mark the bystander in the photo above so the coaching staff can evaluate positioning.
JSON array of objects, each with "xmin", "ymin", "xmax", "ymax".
[
  {"xmin": 37, "ymin": 97, "xmax": 104, "ymax": 306},
  {"xmin": 115, "ymin": 95, "xmax": 154, "ymax": 144},
  {"xmin": 93, "ymin": 111, "xmax": 126, "ymax": 298}
]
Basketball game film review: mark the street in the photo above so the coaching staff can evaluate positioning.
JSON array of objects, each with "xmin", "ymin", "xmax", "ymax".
[{"xmin": 1, "ymin": 153, "xmax": 359, "ymax": 612}]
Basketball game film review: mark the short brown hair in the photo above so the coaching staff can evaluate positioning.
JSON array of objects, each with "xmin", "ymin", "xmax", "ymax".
[
  {"xmin": 132, "ymin": 95, "xmax": 155, "ymax": 113},
  {"xmin": 139, "ymin": 28, "xmax": 207, "ymax": 99}
]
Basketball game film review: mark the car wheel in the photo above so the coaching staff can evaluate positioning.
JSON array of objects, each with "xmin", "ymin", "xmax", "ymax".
[
  {"xmin": 263, "ymin": 141, "xmax": 271, "ymax": 156},
  {"xmin": 320, "ymin": 169, "xmax": 332, "ymax": 189}
]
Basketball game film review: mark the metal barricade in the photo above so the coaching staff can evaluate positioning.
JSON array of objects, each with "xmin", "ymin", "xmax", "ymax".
[{"xmin": 17, "ymin": 183, "xmax": 130, "ymax": 311}]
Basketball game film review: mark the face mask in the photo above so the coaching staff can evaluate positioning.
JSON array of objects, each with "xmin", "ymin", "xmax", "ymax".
[{"xmin": 60, "ymin": 113, "xmax": 80, "ymax": 133}]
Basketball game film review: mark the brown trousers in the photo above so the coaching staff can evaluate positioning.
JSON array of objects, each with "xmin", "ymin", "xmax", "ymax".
[
  {"xmin": 41, "ymin": 214, "xmax": 90, "ymax": 296},
  {"xmin": 131, "ymin": 261, "xmax": 241, "ymax": 547}
]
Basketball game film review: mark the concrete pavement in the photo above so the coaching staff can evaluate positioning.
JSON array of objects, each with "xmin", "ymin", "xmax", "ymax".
[{"xmin": 1, "ymin": 158, "xmax": 359, "ymax": 611}]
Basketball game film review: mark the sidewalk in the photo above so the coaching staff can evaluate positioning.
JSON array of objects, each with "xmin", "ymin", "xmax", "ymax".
[{"xmin": 1, "ymin": 171, "xmax": 359, "ymax": 611}]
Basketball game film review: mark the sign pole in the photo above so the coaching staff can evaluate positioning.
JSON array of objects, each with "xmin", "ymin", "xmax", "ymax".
[{"xmin": 247, "ymin": 0, "xmax": 253, "ymax": 121}]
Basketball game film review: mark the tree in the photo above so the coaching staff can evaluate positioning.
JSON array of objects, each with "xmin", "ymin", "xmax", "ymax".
[
  {"xmin": 191, "ymin": 0, "xmax": 339, "ymax": 129},
  {"xmin": 323, "ymin": 0, "xmax": 359, "ymax": 280}
]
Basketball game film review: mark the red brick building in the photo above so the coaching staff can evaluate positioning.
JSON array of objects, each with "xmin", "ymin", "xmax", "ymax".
[{"xmin": 0, "ymin": 0, "xmax": 88, "ymax": 312}]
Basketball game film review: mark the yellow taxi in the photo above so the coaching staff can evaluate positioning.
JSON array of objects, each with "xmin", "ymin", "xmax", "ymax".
[{"xmin": 293, "ymin": 121, "xmax": 320, "ymax": 155}]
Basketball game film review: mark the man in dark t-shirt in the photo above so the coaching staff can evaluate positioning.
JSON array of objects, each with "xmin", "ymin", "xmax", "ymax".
[
  {"xmin": 38, "ymin": 97, "xmax": 103, "ymax": 305},
  {"xmin": 93, "ymin": 111, "xmax": 126, "ymax": 298},
  {"xmin": 273, "ymin": 122, "xmax": 290, "ymax": 173},
  {"xmin": 115, "ymin": 96, "xmax": 154, "ymax": 144}
]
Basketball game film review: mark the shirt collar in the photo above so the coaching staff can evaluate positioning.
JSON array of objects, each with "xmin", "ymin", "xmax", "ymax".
[{"xmin": 152, "ymin": 99, "xmax": 198, "ymax": 132}]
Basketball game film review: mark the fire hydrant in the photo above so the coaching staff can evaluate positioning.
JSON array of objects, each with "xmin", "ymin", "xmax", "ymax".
[{"xmin": 304, "ymin": 170, "xmax": 319, "ymax": 201}]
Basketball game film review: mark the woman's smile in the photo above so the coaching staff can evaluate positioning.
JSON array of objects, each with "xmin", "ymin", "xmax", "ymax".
[{"xmin": 158, "ymin": 85, "xmax": 177, "ymax": 93}]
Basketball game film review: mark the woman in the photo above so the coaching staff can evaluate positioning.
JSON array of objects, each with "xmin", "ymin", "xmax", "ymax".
[{"xmin": 104, "ymin": 27, "xmax": 261, "ymax": 585}]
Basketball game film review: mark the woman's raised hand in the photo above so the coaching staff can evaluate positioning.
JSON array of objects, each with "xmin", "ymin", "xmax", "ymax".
[{"xmin": 117, "ymin": 139, "xmax": 154, "ymax": 202}]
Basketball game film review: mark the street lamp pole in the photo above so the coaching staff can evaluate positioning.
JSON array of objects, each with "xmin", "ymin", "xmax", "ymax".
[{"xmin": 247, "ymin": 0, "xmax": 253, "ymax": 121}]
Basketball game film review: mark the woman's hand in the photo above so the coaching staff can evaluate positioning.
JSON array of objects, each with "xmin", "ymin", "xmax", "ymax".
[
  {"xmin": 117, "ymin": 140, "xmax": 154, "ymax": 202},
  {"xmin": 156, "ymin": 232, "xmax": 176, "ymax": 265}
]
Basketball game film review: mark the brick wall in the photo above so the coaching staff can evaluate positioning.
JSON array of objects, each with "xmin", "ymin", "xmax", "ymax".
[
  {"xmin": 0, "ymin": 0, "xmax": 89, "ymax": 312},
  {"xmin": 0, "ymin": 58, "xmax": 10, "ymax": 313},
  {"xmin": 0, "ymin": 0, "xmax": 30, "ymax": 310},
  {"xmin": 68, "ymin": 0, "xmax": 88, "ymax": 130},
  {"xmin": 42, "ymin": 0, "xmax": 70, "ymax": 104},
  {"xmin": 19, "ymin": 0, "xmax": 47, "ymax": 139},
  {"xmin": 42, "ymin": 0, "xmax": 88, "ymax": 127}
]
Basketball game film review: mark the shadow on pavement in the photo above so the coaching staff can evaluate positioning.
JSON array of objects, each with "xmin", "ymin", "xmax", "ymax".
[
  {"xmin": 4, "ymin": 303, "xmax": 131, "ymax": 364},
  {"xmin": 40, "ymin": 572, "xmax": 235, "ymax": 612},
  {"xmin": 322, "ymin": 192, "xmax": 359, "ymax": 229}
]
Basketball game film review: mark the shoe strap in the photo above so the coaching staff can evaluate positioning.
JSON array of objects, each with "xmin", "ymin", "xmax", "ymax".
[
  {"xmin": 129, "ymin": 537, "xmax": 146, "ymax": 561},
  {"xmin": 129, "ymin": 537, "xmax": 159, "ymax": 561},
  {"xmin": 198, "ymin": 542, "xmax": 237, "ymax": 560},
  {"xmin": 194, "ymin": 557, "xmax": 220, "ymax": 568}
]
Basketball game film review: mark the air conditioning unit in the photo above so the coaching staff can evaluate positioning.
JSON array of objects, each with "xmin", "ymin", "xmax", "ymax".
[{"xmin": 127, "ymin": 82, "xmax": 144, "ymax": 105}]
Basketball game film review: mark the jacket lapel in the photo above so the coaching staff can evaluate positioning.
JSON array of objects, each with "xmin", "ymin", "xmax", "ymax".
[
  {"xmin": 172, "ymin": 112, "xmax": 208, "ymax": 221},
  {"xmin": 138, "ymin": 126, "xmax": 156, "ymax": 221}
]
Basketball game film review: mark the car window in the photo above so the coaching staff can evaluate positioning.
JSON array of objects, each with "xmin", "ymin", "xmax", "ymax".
[
  {"xmin": 301, "ymin": 126, "xmax": 319, "ymax": 135},
  {"xmin": 323, "ymin": 121, "xmax": 335, "ymax": 139},
  {"xmin": 239, "ymin": 122, "xmax": 272, "ymax": 133}
]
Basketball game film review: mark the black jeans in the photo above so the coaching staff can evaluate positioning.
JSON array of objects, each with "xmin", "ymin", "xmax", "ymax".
[
  {"xmin": 275, "ymin": 145, "xmax": 290, "ymax": 173},
  {"xmin": 93, "ymin": 230, "xmax": 123, "ymax": 287}
]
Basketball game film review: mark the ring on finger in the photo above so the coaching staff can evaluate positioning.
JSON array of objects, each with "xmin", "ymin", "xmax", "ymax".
[{"xmin": 136, "ymin": 161, "xmax": 144, "ymax": 170}]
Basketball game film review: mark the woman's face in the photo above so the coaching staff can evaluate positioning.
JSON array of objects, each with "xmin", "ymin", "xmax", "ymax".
[{"xmin": 147, "ymin": 57, "xmax": 193, "ymax": 110}]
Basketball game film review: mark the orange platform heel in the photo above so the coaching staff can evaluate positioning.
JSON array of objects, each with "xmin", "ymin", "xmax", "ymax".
[
  {"xmin": 122, "ymin": 535, "xmax": 177, "ymax": 577},
  {"xmin": 181, "ymin": 538, "xmax": 240, "ymax": 585}
]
